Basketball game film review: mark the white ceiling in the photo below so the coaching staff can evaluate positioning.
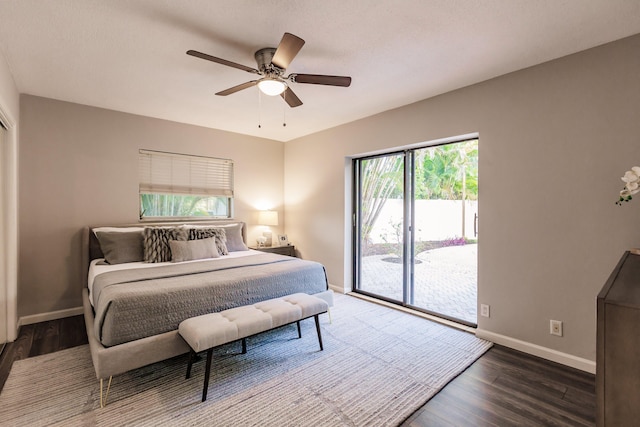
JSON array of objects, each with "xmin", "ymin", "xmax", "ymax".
[{"xmin": 0, "ymin": 1, "xmax": 639, "ymax": 142}]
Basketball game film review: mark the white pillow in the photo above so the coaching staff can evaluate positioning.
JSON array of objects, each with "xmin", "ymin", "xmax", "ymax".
[{"xmin": 93, "ymin": 226, "xmax": 144, "ymax": 235}]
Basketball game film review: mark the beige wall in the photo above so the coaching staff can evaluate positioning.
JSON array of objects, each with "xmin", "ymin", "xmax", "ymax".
[
  {"xmin": 0, "ymin": 53, "xmax": 18, "ymax": 116},
  {"xmin": 18, "ymin": 96, "xmax": 284, "ymax": 317},
  {"xmin": 284, "ymin": 34, "xmax": 640, "ymax": 363}
]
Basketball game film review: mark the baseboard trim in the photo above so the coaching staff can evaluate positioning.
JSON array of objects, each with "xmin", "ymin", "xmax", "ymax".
[
  {"xmin": 476, "ymin": 329, "xmax": 596, "ymax": 374},
  {"xmin": 18, "ymin": 306, "xmax": 84, "ymax": 328},
  {"xmin": 328, "ymin": 283, "xmax": 346, "ymax": 294}
]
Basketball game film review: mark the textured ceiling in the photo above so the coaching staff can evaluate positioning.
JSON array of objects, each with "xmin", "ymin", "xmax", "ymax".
[{"xmin": 0, "ymin": 0, "xmax": 639, "ymax": 142}]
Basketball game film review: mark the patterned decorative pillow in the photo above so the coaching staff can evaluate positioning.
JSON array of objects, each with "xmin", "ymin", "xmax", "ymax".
[
  {"xmin": 188, "ymin": 227, "xmax": 228, "ymax": 256},
  {"xmin": 143, "ymin": 226, "xmax": 188, "ymax": 263}
]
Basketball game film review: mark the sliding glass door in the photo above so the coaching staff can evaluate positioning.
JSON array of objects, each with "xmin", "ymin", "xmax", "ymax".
[
  {"xmin": 354, "ymin": 152, "xmax": 407, "ymax": 302},
  {"xmin": 353, "ymin": 139, "xmax": 478, "ymax": 326}
]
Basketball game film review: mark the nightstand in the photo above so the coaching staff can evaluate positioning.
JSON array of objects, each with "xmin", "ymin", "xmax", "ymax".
[{"xmin": 250, "ymin": 245, "xmax": 296, "ymax": 257}]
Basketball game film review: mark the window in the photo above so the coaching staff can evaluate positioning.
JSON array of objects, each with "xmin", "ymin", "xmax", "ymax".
[{"xmin": 139, "ymin": 149, "xmax": 234, "ymax": 220}]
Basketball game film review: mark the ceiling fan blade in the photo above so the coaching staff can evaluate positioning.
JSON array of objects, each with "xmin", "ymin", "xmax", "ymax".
[
  {"xmin": 281, "ymin": 87, "xmax": 303, "ymax": 107},
  {"xmin": 216, "ymin": 81, "xmax": 258, "ymax": 96},
  {"xmin": 292, "ymin": 74, "xmax": 351, "ymax": 87},
  {"xmin": 271, "ymin": 33, "xmax": 305, "ymax": 70},
  {"xmin": 187, "ymin": 50, "xmax": 259, "ymax": 74}
]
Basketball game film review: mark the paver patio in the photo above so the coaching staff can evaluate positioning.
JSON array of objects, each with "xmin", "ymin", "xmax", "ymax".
[{"xmin": 359, "ymin": 244, "xmax": 477, "ymax": 324}]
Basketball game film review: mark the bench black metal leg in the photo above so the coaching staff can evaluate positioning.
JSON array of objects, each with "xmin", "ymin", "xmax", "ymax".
[
  {"xmin": 314, "ymin": 314, "xmax": 324, "ymax": 351},
  {"xmin": 241, "ymin": 338, "xmax": 247, "ymax": 354},
  {"xmin": 296, "ymin": 321, "xmax": 302, "ymax": 339},
  {"xmin": 202, "ymin": 348, "xmax": 213, "ymax": 402},
  {"xmin": 186, "ymin": 349, "xmax": 196, "ymax": 379}
]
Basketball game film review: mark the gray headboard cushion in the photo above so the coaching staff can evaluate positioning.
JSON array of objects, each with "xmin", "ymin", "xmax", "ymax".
[
  {"xmin": 88, "ymin": 229, "xmax": 105, "ymax": 261},
  {"xmin": 82, "ymin": 221, "xmax": 247, "ymax": 287}
]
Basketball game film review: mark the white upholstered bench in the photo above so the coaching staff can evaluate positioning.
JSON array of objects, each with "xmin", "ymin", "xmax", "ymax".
[{"xmin": 178, "ymin": 293, "xmax": 329, "ymax": 402}]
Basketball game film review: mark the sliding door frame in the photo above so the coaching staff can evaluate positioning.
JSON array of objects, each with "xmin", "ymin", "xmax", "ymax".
[
  {"xmin": 353, "ymin": 150, "xmax": 410, "ymax": 305},
  {"xmin": 352, "ymin": 137, "xmax": 478, "ymax": 327},
  {"xmin": 405, "ymin": 150, "xmax": 415, "ymax": 306}
]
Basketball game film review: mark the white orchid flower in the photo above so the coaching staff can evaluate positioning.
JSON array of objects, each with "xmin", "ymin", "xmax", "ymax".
[
  {"xmin": 622, "ymin": 169, "xmax": 640, "ymax": 183},
  {"xmin": 617, "ymin": 166, "xmax": 640, "ymax": 205}
]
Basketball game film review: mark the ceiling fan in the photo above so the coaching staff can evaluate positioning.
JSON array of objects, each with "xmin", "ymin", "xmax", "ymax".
[{"xmin": 187, "ymin": 32, "xmax": 351, "ymax": 108}]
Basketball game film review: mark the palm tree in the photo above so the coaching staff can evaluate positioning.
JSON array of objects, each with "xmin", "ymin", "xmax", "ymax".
[
  {"xmin": 416, "ymin": 140, "xmax": 478, "ymax": 201},
  {"xmin": 359, "ymin": 155, "xmax": 404, "ymax": 253},
  {"xmin": 358, "ymin": 140, "xmax": 478, "ymax": 253},
  {"xmin": 140, "ymin": 194, "xmax": 208, "ymax": 218},
  {"xmin": 416, "ymin": 140, "xmax": 478, "ymax": 238}
]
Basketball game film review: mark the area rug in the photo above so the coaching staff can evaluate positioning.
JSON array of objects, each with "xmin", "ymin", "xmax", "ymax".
[{"xmin": 0, "ymin": 294, "xmax": 491, "ymax": 426}]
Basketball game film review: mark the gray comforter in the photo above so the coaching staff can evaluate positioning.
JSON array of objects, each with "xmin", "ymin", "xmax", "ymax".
[{"xmin": 92, "ymin": 253, "xmax": 328, "ymax": 347}]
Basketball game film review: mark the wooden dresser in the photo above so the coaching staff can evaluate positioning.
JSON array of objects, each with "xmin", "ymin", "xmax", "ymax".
[{"xmin": 597, "ymin": 251, "xmax": 640, "ymax": 426}]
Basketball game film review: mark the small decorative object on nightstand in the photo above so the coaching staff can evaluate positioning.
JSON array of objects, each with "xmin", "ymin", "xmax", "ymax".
[
  {"xmin": 277, "ymin": 234, "xmax": 289, "ymax": 246},
  {"xmin": 250, "ymin": 245, "xmax": 296, "ymax": 258}
]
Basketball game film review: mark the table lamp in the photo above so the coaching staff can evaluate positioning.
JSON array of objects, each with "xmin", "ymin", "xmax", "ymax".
[{"xmin": 258, "ymin": 210, "xmax": 278, "ymax": 247}]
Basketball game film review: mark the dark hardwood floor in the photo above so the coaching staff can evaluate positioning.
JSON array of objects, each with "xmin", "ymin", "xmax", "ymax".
[
  {"xmin": 0, "ymin": 315, "xmax": 87, "ymax": 392},
  {"xmin": 402, "ymin": 345, "xmax": 596, "ymax": 426},
  {"xmin": 0, "ymin": 316, "xmax": 595, "ymax": 426}
]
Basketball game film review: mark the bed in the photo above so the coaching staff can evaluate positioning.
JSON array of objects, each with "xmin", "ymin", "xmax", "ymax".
[{"xmin": 81, "ymin": 221, "xmax": 331, "ymax": 390}]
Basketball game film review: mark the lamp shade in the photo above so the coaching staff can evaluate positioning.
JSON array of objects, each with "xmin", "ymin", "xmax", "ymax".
[{"xmin": 258, "ymin": 210, "xmax": 278, "ymax": 226}]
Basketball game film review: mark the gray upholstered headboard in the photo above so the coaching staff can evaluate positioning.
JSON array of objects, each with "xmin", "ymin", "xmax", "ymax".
[{"xmin": 81, "ymin": 221, "xmax": 247, "ymax": 287}]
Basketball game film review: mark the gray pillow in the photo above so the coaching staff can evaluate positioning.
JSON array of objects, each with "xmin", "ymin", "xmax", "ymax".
[
  {"xmin": 188, "ymin": 227, "xmax": 228, "ymax": 256},
  {"xmin": 220, "ymin": 223, "xmax": 248, "ymax": 252},
  {"xmin": 143, "ymin": 226, "xmax": 188, "ymax": 263},
  {"xmin": 95, "ymin": 230, "xmax": 144, "ymax": 264},
  {"xmin": 169, "ymin": 238, "xmax": 219, "ymax": 262}
]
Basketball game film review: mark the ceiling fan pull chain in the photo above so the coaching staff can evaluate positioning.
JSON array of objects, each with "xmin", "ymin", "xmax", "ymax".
[
  {"xmin": 283, "ymin": 92, "xmax": 287, "ymax": 127},
  {"xmin": 258, "ymin": 88, "xmax": 262, "ymax": 129}
]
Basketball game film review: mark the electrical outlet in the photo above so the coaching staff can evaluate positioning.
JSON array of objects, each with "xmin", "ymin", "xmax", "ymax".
[
  {"xmin": 480, "ymin": 304, "xmax": 490, "ymax": 318},
  {"xmin": 550, "ymin": 320, "xmax": 563, "ymax": 336}
]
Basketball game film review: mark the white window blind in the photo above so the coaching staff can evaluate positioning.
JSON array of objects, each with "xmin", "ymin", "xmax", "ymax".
[{"xmin": 139, "ymin": 150, "xmax": 234, "ymax": 197}]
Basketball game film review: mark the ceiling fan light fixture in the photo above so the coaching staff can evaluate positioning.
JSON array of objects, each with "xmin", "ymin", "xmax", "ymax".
[
  {"xmin": 187, "ymin": 32, "xmax": 351, "ymax": 108},
  {"xmin": 258, "ymin": 78, "xmax": 287, "ymax": 96}
]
